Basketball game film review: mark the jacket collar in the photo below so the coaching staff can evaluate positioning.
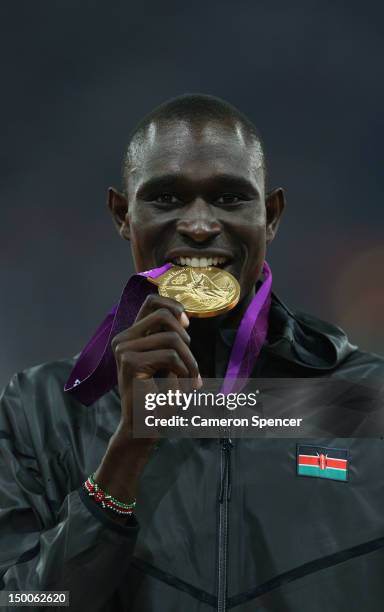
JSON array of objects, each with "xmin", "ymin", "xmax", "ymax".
[
  {"xmin": 263, "ymin": 292, "xmax": 357, "ymax": 371},
  {"xmin": 220, "ymin": 292, "xmax": 357, "ymax": 373}
]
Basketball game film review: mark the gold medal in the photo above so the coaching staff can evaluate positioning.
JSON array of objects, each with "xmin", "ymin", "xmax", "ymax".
[{"xmin": 147, "ymin": 265, "xmax": 240, "ymax": 317}]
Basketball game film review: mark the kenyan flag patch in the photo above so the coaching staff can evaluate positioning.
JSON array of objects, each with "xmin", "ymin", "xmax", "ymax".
[{"xmin": 297, "ymin": 445, "xmax": 349, "ymax": 482}]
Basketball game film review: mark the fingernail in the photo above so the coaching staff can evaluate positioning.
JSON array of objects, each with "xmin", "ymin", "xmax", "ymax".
[
  {"xmin": 180, "ymin": 312, "xmax": 189, "ymax": 328},
  {"xmin": 197, "ymin": 374, "xmax": 203, "ymax": 388}
]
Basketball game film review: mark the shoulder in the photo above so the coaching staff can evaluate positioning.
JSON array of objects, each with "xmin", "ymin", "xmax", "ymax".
[
  {"xmin": 268, "ymin": 293, "xmax": 384, "ymax": 376},
  {"xmin": 1, "ymin": 355, "xmax": 77, "ymax": 404},
  {"xmin": 16, "ymin": 355, "xmax": 78, "ymax": 392},
  {"xmin": 293, "ymin": 307, "xmax": 384, "ymax": 379},
  {"xmin": 0, "ymin": 356, "xmax": 80, "ymax": 414},
  {"xmin": 292, "ymin": 307, "xmax": 384, "ymax": 370},
  {"xmin": 336, "ymin": 346, "xmax": 384, "ymax": 378},
  {"xmin": 0, "ymin": 356, "xmax": 78, "ymax": 443},
  {"xmin": 1, "ymin": 356, "xmax": 121, "ymax": 464}
]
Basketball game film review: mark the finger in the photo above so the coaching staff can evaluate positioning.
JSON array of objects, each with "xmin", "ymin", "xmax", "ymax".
[
  {"xmin": 112, "ymin": 308, "xmax": 190, "ymax": 346},
  {"xmin": 165, "ymin": 372, "xmax": 193, "ymax": 394},
  {"xmin": 157, "ymin": 373, "xmax": 192, "ymax": 414},
  {"xmin": 135, "ymin": 294, "xmax": 189, "ymax": 328},
  {"xmin": 163, "ymin": 372, "xmax": 183, "ymax": 402},
  {"xmin": 114, "ymin": 332, "xmax": 200, "ymax": 380},
  {"xmin": 133, "ymin": 349, "xmax": 191, "ymax": 379}
]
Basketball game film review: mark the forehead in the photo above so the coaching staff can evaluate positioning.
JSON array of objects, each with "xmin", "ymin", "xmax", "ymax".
[{"xmin": 127, "ymin": 119, "xmax": 264, "ymax": 188}]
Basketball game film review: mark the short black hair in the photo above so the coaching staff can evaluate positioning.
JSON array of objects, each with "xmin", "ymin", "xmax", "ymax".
[{"xmin": 122, "ymin": 93, "xmax": 266, "ymax": 189}]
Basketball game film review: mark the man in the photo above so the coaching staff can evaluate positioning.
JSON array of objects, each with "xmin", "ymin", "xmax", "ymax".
[{"xmin": 1, "ymin": 94, "xmax": 384, "ymax": 612}]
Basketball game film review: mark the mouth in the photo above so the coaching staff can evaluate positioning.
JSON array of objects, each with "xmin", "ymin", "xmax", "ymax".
[{"xmin": 170, "ymin": 255, "xmax": 229, "ymax": 268}]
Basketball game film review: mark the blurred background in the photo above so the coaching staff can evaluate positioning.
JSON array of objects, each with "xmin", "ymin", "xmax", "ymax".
[{"xmin": 1, "ymin": 0, "xmax": 383, "ymax": 390}]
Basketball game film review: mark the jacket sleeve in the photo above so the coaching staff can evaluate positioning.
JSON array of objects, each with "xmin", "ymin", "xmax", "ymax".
[{"xmin": 0, "ymin": 373, "xmax": 139, "ymax": 611}]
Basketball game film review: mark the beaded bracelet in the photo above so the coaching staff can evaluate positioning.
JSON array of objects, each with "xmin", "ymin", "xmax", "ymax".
[{"xmin": 83, "ymin": 474, "xmax": 137, "ymax": 516}]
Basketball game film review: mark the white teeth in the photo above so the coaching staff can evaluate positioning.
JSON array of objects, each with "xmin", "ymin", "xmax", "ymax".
[{"xmin": 173, "ymin": 256, "xmax": 228, "ymax": 267}]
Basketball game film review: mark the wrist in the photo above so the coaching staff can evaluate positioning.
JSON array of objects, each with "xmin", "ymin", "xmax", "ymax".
[{"xmin": 83, "ymin": 473, "xmax": 136, "ymax": 517}]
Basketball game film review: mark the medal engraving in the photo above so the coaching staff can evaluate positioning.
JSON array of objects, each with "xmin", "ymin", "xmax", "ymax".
[{"xmin": 148, "ymin": 265, "xmax": 240, "ymax": 317}]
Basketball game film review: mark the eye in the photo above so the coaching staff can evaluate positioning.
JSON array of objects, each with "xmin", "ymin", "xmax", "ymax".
[
  {"xmin": 215, "ymin": 193, "xmax": 242, "ymax": 205},
  {"xmin": 153, "ymin": 193, "xmax": 180, "ymax": 205}
]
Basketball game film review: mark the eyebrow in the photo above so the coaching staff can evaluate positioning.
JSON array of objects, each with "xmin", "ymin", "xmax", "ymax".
[{"xmin": 136, "ymin": 173, "xmax": 261, "ymax": 198}]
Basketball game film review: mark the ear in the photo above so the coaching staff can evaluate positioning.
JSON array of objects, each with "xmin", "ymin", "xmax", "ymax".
[
  {"xmin": 107, "ymin": 187, "xmax": 130, "ymax": 240},
  {"xmin": 265, "ymin": 187, "xmax": 285, "ymax": 245}
]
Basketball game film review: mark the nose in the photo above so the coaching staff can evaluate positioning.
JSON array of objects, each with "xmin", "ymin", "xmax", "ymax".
[{"xmin": 176, "ymin": 198, "xmax": 221, "ymax": 243}]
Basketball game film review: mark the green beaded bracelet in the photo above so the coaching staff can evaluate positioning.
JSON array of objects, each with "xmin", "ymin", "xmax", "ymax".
[{"xmin": 88, "ymin": 473, "xmax": 136, "ymax": 510}]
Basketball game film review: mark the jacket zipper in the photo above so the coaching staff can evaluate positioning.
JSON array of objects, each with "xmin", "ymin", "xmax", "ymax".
[{"xmin": 217, "ymin": 437, "xmax": 233, "ymax": 612}]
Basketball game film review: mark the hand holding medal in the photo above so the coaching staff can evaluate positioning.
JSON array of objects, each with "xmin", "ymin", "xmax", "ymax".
[{"xmin": 64, "ymin": 262, "xmax": 271, "ymax": 404}]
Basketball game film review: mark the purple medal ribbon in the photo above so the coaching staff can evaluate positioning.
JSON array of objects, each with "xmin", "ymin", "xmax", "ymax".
[
  {"xmin": 220, "ymin": 261, "xmax": 272, "ymax": 394},
  {"xmin": 64, "ymin": 262, "xmax": 272, "ymax": 405}
]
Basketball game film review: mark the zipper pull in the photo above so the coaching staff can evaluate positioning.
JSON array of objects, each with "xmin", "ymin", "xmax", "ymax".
[{"xmin": 219, "ymin": 438, "xmax": 234, "ymax": 503}]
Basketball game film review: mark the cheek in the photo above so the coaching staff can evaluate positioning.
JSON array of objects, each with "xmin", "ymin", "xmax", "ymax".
[
  {"xmin": 226, "ymin": 214, "xmax": 266, "ymax": 254},
  {"xmin": 128, "ymin": 215, "xmax": 159, "ymax": 270},
  {"xmin": 129, "ymin": 202, "xmax": 153, "ymax": 225},
  {"xmin": 129, "ymin": 203, "xmax": 159, "ymax": 241},
  {"xmin": 229, "ymin": 214, "xmax": 266, "ymax": 285},
  {"xmin": 224, "ymin": 202, "xmax": 265, "ymax": 231},
  {"xmin": 243, "ymin": 234, "xmax": 266, "ymax": 273},
  {"xmin": 240, "ymin": 241, "xmax": 266, "ymax": 294}
]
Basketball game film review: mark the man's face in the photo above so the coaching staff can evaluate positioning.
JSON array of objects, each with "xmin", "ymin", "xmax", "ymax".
[{"xmin": 115, "ymin": 119, "xmax": 282, "ymax": 300}]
